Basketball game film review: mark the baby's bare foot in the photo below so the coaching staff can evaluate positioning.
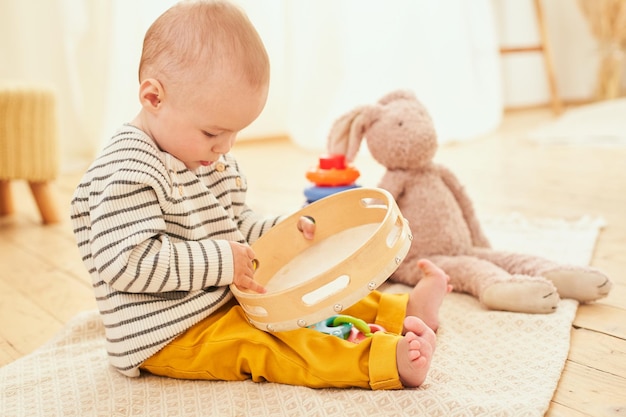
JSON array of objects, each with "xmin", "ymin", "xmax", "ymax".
[
  {"xmin": 397, "ymin": 316, "xmax": 436, "ymax": 387},
  {"xmin": 406, "ymin": 259, "xmax": 451, "ymax": 332}
]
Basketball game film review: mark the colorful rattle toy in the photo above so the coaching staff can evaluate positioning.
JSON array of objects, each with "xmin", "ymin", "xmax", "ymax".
[
  {"xmin": 310, "ymin": 315, "xmax": 386, "ymax": 344},
  {"xmin": 304, "ymin": 154, "xmax": 361, "ymax": 204}
]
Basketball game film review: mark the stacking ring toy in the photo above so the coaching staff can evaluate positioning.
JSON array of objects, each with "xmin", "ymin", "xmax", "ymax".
[{"xmin": 305, "ymin": 154, "xmax": 360, "ymax": 187}]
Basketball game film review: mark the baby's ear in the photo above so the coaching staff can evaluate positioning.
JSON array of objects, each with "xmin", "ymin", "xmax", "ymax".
[{"xmin": 138, "ymin": 78, "xmax": 164, "ymax": 111}]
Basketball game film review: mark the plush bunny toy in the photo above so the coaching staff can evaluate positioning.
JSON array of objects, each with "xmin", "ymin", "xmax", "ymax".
[{"xmin": 326, "ymin": 89, "xmax": 612, "ymax": 313}]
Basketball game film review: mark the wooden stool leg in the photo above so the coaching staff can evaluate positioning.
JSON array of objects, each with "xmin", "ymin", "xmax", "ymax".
[
  {"xmin": 0, "ymin": 180, "xmax": 14, "ymax": 216},
  {"xmin": 28, "ymin": 181, "xmax": 60, "ymax": 224}
]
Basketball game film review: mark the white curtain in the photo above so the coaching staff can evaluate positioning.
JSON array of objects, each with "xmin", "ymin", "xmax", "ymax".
[
  {"xmin": 281, "ymin": 0, "xmax": 502, "ymax": 148},
  {"xmin": 1, "ymin": 0, "xmax": 109, "ymax": 165},
  {"xmin": 0, "ymin": 0, "xmax": 502, "ymax": 165}
]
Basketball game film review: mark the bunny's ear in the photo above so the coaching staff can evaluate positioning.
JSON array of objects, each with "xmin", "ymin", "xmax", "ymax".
[{"xmin": 327, "ymin": 105, "xmax": 372, "ymax": 162}]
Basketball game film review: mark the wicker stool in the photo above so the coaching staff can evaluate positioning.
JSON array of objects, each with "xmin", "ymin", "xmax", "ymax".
[{"xmin": 0, "ymin": 84, "xmax": 60, "ymax": 224}]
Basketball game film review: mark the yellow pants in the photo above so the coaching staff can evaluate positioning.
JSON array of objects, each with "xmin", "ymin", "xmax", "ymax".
[{"xmin": 141, "ymin": 291, "xmax": 409, "ymax": 390}]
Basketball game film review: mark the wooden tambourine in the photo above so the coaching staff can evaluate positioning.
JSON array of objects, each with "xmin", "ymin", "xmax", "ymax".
[{"xmin": 230, "ymin": 187, "xmax": 412, "ymax": 332}]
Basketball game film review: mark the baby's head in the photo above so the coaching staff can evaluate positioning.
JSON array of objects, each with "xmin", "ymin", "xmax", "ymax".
[
  {"xmin": 139, "ymin": 0, "xmax": 269, "ymax": 97},
  {"xmin": 135, "ymin": 0, "xmax": 270, "ymax": 170}
]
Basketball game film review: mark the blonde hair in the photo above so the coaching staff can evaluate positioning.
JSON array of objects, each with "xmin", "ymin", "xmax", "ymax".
[{"xmin": 138, "ymin": 0, "xmax": 269, "ymax": 90}]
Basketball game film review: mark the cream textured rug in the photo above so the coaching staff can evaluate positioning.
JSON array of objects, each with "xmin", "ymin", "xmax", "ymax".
[
  {"xmin": 530, "ymin": 98, "xmax": 626, "ymax": 146},
  {"xmin": 0, "ymin": 214, "xmax": 605, "ymax": 417}
]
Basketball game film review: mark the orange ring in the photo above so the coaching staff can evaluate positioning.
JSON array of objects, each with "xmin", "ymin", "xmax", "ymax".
[{"xmin": 305, "ymin": 165, "xmax": 360, "ymax": 186}]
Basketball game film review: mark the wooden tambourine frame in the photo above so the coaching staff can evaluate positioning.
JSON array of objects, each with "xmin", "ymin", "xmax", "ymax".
[{"xmin": 230, "ymin": 187, "xmax": 412, "ymax": 332}]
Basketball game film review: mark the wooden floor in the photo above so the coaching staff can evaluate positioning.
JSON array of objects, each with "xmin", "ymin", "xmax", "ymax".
[{"xmin": 1, "ymin": 108, "xmax": 624, "ymax": 416}]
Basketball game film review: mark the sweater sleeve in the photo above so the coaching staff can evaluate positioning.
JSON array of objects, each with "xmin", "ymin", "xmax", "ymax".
[
  {"xmin": 87, "ymin": 180, "xmax": 234, "ymax": 294},
  {"xmin": 237, "ymin": 204, "xmax": 285, "ymax": 245}
]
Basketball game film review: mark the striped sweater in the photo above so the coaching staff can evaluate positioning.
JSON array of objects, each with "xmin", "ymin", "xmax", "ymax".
[{"xmin": 70, "ymin": 125, "xmax": 281, "ymax": 376}]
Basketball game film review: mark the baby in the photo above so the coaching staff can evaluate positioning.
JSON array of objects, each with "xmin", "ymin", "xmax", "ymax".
[{"xmin": 70, "ymin": 0, "xmax": 450, "ymax": 390}]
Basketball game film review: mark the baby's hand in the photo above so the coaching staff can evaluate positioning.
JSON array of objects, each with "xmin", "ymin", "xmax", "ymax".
[
  {"xmin": 297, "ymin": 215, "xmax": 316, "ymax": 240},
  {"xmin": 229, "ymin": 241, "xmax": 266, "ymax": 294}
]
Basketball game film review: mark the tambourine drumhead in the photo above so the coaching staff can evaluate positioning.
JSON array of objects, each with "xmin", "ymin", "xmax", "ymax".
[{"xmin": 230, "ymin": 187, "xmax": 412, "ymax": 332}]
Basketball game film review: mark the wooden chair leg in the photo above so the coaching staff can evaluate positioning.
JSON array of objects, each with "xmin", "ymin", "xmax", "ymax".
[
  {"xmin": 0, "ymin": 180, "xmax": 14, "ymax": 216},
  {"xmin": 28, "ymin": 181, "xmax": 60, "ymax": 224}
]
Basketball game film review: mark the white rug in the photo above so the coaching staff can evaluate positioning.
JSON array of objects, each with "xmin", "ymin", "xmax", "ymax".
[
  {"xmin": 0, "ymin": 215, "xmax": 605, "ymax": 417},
  {"xmin": 530, "ymin": 98, "xmax": 626, "ymax": 146}
]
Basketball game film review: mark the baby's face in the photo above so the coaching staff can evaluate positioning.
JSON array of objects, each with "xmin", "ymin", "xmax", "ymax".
[{"xmin": 150, "ymin": 71, "xmax": 268, "ymax": 171}]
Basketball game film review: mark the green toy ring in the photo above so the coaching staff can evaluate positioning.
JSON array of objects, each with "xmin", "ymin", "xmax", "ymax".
[{"xmin": 331, "ymin": 315, "xmax": 372, "ymax": 337}]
